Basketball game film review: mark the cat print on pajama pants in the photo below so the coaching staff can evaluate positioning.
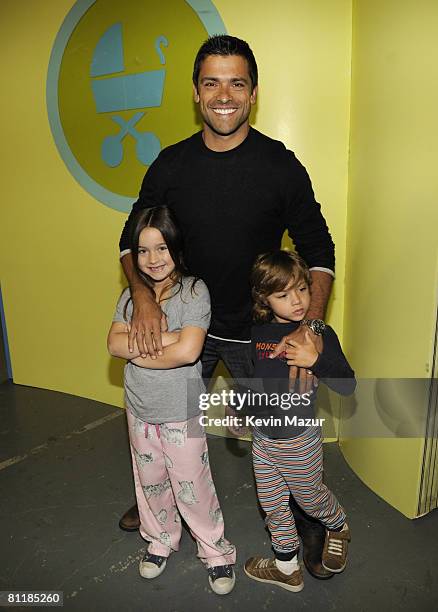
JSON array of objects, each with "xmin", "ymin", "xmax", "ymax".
[{"xmin": 126, "ymin": 410, "xmax": 236, "ymax": 568}]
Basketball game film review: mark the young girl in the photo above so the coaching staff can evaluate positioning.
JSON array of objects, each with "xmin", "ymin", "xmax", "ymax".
[
  {"xmin": 243, "ymin": 250, "xmax": 355, "ymax": 592},
  {"xmin": 107, "ymin": 206, "xmax": 236, "ymax": 595}
]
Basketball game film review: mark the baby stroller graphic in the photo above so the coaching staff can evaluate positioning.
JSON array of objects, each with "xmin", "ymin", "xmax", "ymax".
[{"xmin": 90, "ymin": 23, "xmax": 168, "ymax": 167}]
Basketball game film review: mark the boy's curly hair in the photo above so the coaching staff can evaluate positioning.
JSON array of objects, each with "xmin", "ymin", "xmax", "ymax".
[{"xmin": 251, "ymin": 250, "xmax": 312, "ymax": 323}]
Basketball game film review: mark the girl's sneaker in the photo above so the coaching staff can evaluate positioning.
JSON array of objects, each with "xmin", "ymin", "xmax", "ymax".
[
  {"xmin": 139, "ymin": 552, "xmax": 167, "ymax": 579},
  {"xmin": 208, "ymin": 564, "xmax": 236, "ymax": 595}
]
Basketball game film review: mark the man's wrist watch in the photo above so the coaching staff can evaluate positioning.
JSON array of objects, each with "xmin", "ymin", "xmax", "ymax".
[{"xmin": 300, "ymin": 319, "xmax": 326, "ymax": 336}]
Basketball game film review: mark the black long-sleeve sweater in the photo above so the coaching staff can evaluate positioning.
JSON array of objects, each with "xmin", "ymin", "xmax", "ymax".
[
  {"xmin": 119, "ymin": 128, "xmax": 335, "ymax": 340},
  {"xmin": 239, "ymin": 320, "xmax": 356, "ymax": 438}
]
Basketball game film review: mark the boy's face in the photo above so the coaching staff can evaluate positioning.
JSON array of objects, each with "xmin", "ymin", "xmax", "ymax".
[{"xmin": 267, "ymin": 279, "xmax": 311, "ymax": 323}]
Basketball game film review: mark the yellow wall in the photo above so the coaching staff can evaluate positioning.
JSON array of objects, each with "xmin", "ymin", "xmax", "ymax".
[
  {"xmin": 0, "ymin": 1, "xmax": 352, "ymax": 411},
  {"xmin": 1, "ymin": 0, "xmax": 127, "ymax": 406},
  {"xmin": 341, "ymin": 0, "xmax": 438, "ymax": 518},
  {"xmin": 2, "ymin": 0, "xmax": 435, "ymax": 518}
]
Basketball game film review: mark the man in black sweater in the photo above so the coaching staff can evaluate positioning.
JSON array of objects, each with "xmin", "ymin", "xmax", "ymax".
[{"xmin": 118, "ymin": 35, "xmax": 336, "ymax": 580}]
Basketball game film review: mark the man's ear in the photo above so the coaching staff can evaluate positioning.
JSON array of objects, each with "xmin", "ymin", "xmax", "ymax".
[
  {"xmin": 193, "ymin": 83, "xmax": 200, "ymax": 103},
  {"xmin": 250, "ymin": 85, "xmax": 258, "ymax": 105}
]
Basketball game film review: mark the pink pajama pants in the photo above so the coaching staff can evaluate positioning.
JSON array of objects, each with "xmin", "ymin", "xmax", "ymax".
[{"xmin": 126, "ymin": 410, "xmax": 236, "ymax": 568}]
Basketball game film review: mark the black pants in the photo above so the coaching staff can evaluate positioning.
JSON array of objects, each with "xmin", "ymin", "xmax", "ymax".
[{"xmin": 201, "ymin": 335, "xmax": 253, "ymax": 383}]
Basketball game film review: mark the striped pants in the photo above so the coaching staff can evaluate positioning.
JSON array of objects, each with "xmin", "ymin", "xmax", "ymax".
[{"xmin": 252, "ymin": 427, "xmax": 346, "ymax": 554}]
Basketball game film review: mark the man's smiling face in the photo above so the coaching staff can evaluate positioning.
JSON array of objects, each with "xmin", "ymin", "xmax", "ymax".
[{"xmin": 193, "ymin": 54, "xmax": 257, "ymax": 143}]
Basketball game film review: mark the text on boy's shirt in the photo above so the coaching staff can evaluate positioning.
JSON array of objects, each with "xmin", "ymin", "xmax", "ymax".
[{"xmin": 255, "ymin": 341, "xmax": 286, "ymax": 361}]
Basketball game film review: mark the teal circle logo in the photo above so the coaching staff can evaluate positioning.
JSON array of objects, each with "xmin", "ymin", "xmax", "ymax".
[{"xmin": 47, "ymin": 0, "xmax": 226, "ymax": 212}]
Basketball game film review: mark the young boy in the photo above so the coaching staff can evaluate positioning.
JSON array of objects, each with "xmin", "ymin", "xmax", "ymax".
[{"xmin": 243, "ymin": 250, "xmax": 356, "ymax": 592}]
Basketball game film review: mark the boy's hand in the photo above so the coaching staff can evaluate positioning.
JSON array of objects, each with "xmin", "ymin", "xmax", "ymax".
[
  {"xmin": 271, "ymin": 326, "xmax": 322, "ymax": 394},
  {"xmin": 129, "ymin": 286, "xmax": 164, "ymax": 358}
]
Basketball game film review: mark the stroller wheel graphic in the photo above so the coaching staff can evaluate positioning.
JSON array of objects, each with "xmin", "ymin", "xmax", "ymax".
[
  {"xmin": 101, "ymin": 113, "xmax": 161, "ymax": 168},
  {"xmin": 102, "ymin": 128, "xmax": 161, "ymax": 168},
  {"xmin": 135, "ymin": 131, "xmax": 161, "ymax": 166},
  {"xmin": 102, "ymin": 133, "xmax": 124, "ymax": 168}
]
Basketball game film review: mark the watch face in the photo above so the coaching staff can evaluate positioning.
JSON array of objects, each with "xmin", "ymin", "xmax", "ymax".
[{"xmin": 311, "ymin": 319, "xmax": 326, "ymax": 335}]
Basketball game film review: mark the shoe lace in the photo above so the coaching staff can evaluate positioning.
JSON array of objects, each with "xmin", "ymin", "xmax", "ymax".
[
  {"xmin": 208, "ymin": 565, "xmax": 232, "ymax": 580},
  {"xmin": 257, "ymin": 558, "xmax": 273, "ymax": 569},
  {"xmin": 143, "ymin": 553, "xmax": 163, "ymax": 565},
  {"xmin": 327, "ymin": 536, "xmax": 344, "ymax": 556}
]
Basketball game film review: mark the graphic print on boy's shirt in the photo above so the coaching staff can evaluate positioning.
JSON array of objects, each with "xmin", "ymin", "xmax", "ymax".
[
  {"xmin": 248, "ymin": 321, "xmax": 320, "ymax": 438},
  {"xmin": 254, "ymin": 341, "xmax": 287, "ymax": 362},
  {"xmin": 248, "ymin": 320, "xmax": 356, "ymax": 439}
]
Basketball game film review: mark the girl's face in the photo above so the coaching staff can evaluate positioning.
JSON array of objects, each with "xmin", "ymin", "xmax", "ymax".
[
  {"xmin": 266, "ymin": 279, "xmax": 311, "ymax": 323},
  {"xmin": 137, "ymin": 227, "xmax": 175, "ymax": 285}
]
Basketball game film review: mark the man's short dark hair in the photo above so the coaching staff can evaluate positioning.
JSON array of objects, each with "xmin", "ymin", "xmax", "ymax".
[{"xmin": 192, "ymin": 35, "xmax": 258, "ymax": 91}]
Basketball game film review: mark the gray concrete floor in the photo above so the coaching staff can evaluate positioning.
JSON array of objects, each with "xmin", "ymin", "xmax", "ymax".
[{"xmin": 1, "ymin": 381, "xmax": 437, "ymax": 611}]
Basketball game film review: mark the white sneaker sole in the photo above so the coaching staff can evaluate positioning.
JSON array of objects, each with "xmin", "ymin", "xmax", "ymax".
[
  {"xmin": 243, "ymin": 567, "xmax": 304, "ymax": 592},
  {"xmin": 208, "ymin": 573, "xmax": 236, "ymax": 595},
  {"xmin": 321, "ymin": 560, "xmax": 346, "ymax": 574},
  {"xmin": 139, "ymin": 558, "xmax": 167, "ymax": 579}
]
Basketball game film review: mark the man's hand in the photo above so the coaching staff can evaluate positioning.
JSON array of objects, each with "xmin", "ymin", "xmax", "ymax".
[
  {"xmin": 129, "ymin": 286, "xmax": 164, "ymax": 358},
  {"xmin": 121, "ymin": 252, "xmax": 165, "ymax": 358},
  {"xmin": 270, "ymin": 325, "xmax": 323, "ymax": 394},
  {"xmin": 285, "ymin": 330, "xmax": 319, "ymax": 368},
  {"xmin": 224, "ymin": 405, "xmax": 249, "ymax": 438}
]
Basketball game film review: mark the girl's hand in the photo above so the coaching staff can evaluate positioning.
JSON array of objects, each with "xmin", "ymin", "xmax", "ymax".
[
  {"xmin": 160, "ymin": 312, "xmax": 168, "ymax": 332},
  {"xmin": 285, "ymin": 331, "xmax": 319, "ymax": 369},
  {"xmin": 159, "ymin": 330, "xmax": 180, "ymax": 348}
]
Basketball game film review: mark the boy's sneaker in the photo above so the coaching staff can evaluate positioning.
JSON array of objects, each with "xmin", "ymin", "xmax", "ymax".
[
  {"xmin": 139, "ymin": 552, "xmax": 167, "ymax": 579},
  {"xmin": 322, "ymin": 523, "xmax": 351, "ymax": 573},
  {"xmin": 244, "ymin": 557, "xmax": 304, "ymax": 592},
  {"xmin": 208, "ymin": 564, "xmax": 235, "ymax": 595}
]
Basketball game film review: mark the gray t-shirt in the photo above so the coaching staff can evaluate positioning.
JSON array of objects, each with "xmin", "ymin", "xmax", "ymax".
[{"xmin": 113, "ymin": 277, "xmax": 210, "ymax": 423}]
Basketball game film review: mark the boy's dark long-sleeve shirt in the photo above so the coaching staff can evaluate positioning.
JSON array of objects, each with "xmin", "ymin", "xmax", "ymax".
[
  {"xmin": 241, "ymin": 320, "xmax": 356, "ymax": 438},
  {"xmin": 119, "ymin": 128, "xmax": 335, "ymax": 341}
]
